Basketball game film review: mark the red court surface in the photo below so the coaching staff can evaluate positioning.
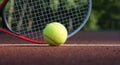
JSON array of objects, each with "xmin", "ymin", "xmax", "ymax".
[{"xmin": 0, "ymin": 32, "xmax": 120, "ymax": 65}]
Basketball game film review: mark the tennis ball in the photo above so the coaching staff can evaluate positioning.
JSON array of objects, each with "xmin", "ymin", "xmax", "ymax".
[{"xmin": 43, "ymin": 22, "xmax": 68, "ymax": 46}]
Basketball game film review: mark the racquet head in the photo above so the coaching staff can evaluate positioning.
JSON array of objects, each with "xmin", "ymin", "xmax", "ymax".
[{"xmin": 0, "ymin": 0, "xmax": 92, "ymax": 44}]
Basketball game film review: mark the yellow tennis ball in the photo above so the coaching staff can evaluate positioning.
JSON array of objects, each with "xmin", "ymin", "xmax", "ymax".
[{"xmin": 43, "ymin": 22, "xmax": 68, "ymax": 46}]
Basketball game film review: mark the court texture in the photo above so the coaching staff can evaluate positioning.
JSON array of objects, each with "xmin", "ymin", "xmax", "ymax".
[{"xmin": 0, "ymin": 32, "xmax": 120, "ymax": 65}]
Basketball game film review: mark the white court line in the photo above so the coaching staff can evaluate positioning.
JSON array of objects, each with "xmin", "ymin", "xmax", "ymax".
[{"xmin": 0, "ymin": 44, "xmax": 120, "ymax": 47}]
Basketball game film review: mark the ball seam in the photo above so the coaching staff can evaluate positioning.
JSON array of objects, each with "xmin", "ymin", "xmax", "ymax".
[{"xmin": 44, "ymin": 34, "xmax": 62, "ymax": 46}]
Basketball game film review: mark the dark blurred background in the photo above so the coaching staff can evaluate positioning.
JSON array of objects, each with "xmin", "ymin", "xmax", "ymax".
[{"xmin": 82, "ymin": 0, "xmax": 120, "ymax": 31}]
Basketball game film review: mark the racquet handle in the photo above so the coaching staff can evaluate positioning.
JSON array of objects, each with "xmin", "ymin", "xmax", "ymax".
[{"xmin": 0, "ymin": 28, "xmax": 46, "ymax": 44}]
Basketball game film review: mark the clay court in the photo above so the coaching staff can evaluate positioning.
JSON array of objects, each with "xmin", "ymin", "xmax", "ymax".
[{"xmin": 0, "ymin": 32, "xmax": 120, "ymax": 65}]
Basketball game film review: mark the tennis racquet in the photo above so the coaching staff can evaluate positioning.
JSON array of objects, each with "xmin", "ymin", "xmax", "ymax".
[{"xmin": 0, "ymin": 0, "xmax": 92, "ymax": 44}]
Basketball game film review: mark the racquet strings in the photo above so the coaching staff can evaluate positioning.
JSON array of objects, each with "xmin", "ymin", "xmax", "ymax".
[{"xmin": 4, "ymin": 0, "xmax": 90, "ymax": 41}]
